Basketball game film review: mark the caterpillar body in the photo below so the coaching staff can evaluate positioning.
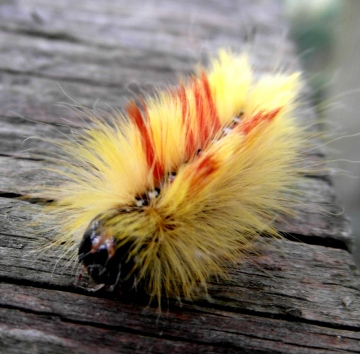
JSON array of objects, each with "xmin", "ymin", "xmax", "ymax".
[{"xmin": 38, "ymin": 51, "xmax": 303, "ymax": 306}]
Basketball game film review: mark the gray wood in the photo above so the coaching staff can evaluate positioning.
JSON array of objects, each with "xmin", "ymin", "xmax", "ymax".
[{"xmin": 0, "ymin": 0, "xmax": 359, "ymax": 353}]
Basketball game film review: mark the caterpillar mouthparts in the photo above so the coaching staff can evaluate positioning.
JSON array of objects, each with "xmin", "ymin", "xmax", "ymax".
[{"xmin": 38, "ymin": 50, "xmax": 303, "ymax": 307}]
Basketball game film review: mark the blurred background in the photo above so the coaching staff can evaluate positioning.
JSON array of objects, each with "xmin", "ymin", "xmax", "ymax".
[{"xmin": 284, "ymin": 0, "xmax": 360, "ymax": 266}]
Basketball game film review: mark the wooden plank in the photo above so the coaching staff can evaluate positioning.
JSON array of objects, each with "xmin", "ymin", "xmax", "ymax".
[
  {"xmin": 1, "ymin": 198, "xmax": 359, "ymax": 327},
  {"xmin": 1, "ymin": 284, "xmax": 360, "ymax": 354},
  {"xmin": 0, "ymin": 0, "xmax": 287, "ymax": 54},
  {"xmin": 0, "ymin": 0, "xmax": 359, "ymax": 353},
  {"xmin": 1, "ymin": 241, "xmax": 360, "ymax": 354},
  {"xmin": 0, "ymin": 159, "xmax": 352, "ymax": 248},
  {"xmin": 0, "ymin": 0, "xmax": 299, "ymax": 125}
]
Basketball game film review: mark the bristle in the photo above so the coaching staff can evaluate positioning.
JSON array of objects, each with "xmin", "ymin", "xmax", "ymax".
[{"xmin": 34, "ymin": 50, "xmax": 304, "ymax": 307}]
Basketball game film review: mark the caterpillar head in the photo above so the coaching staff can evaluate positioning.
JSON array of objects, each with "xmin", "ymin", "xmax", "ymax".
[
  {"xmin": 78, "ymin": 218, "xmax": 137, "ymax": 289},
  {"xmin": 77, "ymin": 192, "xmax": 162, "ymax": 292}
]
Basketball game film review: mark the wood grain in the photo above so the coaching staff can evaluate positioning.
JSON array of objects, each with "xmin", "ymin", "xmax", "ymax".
[{"xmin": 0, "ymin": 0, "xmax": 359, "ymax": 353}]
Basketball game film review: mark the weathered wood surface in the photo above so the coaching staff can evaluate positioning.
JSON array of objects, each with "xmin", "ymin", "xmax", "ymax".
[{"xmin": 0, "ymin": 0, "xmax": 359, "ymax": 353}]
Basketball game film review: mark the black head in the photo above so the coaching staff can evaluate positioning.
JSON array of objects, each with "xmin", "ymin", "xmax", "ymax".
[{"xmin": 78, "ymin": 219, "xmax": 140, "ymax": 290}]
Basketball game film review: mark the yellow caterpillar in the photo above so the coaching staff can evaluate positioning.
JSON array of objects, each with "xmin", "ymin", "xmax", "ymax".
[{"xmin": 38, "ymin": 50, "xmax": 303, "ymax": 307}]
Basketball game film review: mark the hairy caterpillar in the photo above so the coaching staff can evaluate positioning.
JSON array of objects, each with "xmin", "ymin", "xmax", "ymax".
[{"xmin": 35, "ymin": 50, "xmax": 303, "ymax": 307}]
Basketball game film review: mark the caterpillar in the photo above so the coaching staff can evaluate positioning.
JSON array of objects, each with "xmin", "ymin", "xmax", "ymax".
[{"xmin": 36, "ymin": 50, "xmax": 303, "ymax": 307}]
